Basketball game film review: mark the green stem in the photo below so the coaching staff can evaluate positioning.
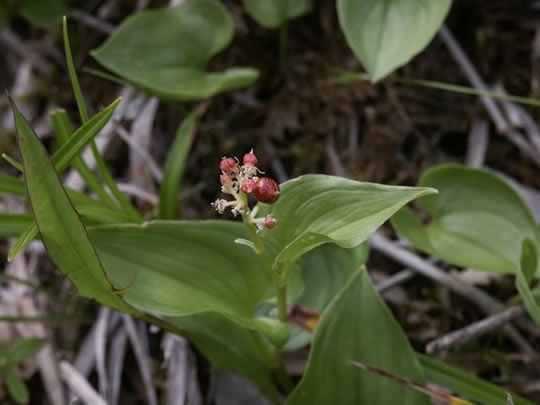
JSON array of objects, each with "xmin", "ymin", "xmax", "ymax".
[
  {"xmin": 276, "ymin": 284, "xmax": 288, "ymax": 323},
  {"xmin": 274, "ymin": 362, "xmax": 295, "ymax": 394},
  {"xmin": 240, "ymin": 206, "xmax": 289, "ymax": 333}
]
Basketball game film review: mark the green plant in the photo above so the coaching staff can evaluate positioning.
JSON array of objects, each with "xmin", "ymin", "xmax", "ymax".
[
  {"xmin": 0, "ymin": 338, "xmax": 44, "ymax": 404},
  {"xmin": 391, "ymin": 164, "xmax": 540, "ymax": 325},
  {"xmin": 2, "ymin": 2, "xmax": 538, "ymax": 404}
]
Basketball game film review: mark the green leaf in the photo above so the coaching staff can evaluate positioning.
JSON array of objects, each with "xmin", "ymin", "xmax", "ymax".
[
  {"xmin": 285, "ymin": 243, "xmax": 368, "ymax": 351},
  {"xmin": 6, "ymin": 369, "xmax": 29, "ymax": 404},
  {"xmin": 168, "ymin": 313, "xmax": 278, "ymax": 402},
  {"xmin": 391, "ymin": 164, "xmax": 540, "ymax": 275},
  {"xmin": 91, "ymin": 0, "xmax": 259, "ymax": 101},
  {"xmin": 418, "ymin": 354, "xmax": 535, "ymax": 405},
  {"xmin": 262, "ymin": 174, "xmax": 435, "ymax": 267},
  {"xmin": 158, "ymin": 112, "xmax": 198, "ymax": 219},
  {"xmin": 288, "ymin": 269, "xmax": 429, "ymax": 405},
  {"xmin": 516, "ymin": 239, "xmax": 540, "ymax": 325},
  {"xmin": 337, "ymin": 0, "xmax": 451, "ymax": 82},
  {"xmin": 0, "ymin": 214, "xmax": 33, "ymax": 237},
  {"xmin": 91, "ymin": 220, "xmax": 283, "ymax": 337},
  {"xmin": 8, "ymin": 97, "xmax": 125, "ymax": 261},
  {"xmin": 242, "ymin": 0, "xmax": 310, "ymax": 29},
  {"xmin": 0, "ymin": 175, "xmax": 130, "ymax": 224},
  {"xmin": 7, "ymin": 338, "xmax": 44, "ymax": 364},
  {"xmin": 51, "ymin": 109, "xmax": 119, "ymax": 209},
  {"xmin": 20, "ymin": 0, "xmax": 64, "ymax": 28},
  {"xmin": 10, "ymin": 98, "xmax": 135, "ymax": 314},
  {"xmin": 52, "ymin": 98, "xmax": 122, "ymax": 173},
  {"xmin": 0, "ymin": 174, "xmax": 25, "ymax": 196}
]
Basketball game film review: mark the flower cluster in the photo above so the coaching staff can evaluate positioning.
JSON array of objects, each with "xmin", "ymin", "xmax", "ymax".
[{"xmin": 212, "ymin": 150, "xmax": 279, "ymax": 230}]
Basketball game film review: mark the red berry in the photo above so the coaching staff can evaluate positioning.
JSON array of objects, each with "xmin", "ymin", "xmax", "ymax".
[
  {"xmin": 243, "ymin": 150, "xmax": 258, "ymax": 167},
  {"xmin": 262, "ymin": 216, "xmax": 276, "ymax": 229},
  {"xmin": 220, "ymin": 157, "xmax": 237, "ymax": 174},
  {"xmin": 240, "ymin": 179, "xmax": 256, "ymax": 193},
  {"xmin": 253, "ymin": 177, "xmax": 280, "ymax": 204}
]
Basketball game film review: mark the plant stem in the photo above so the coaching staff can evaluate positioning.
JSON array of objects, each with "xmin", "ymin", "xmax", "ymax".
[
  {"xmin": 276, "ymin": 285, "xmax": 288, "ymax": 323},
  {"xmin": 239, "ymin": 200, "xmax": 289, "ymax": 325},
  {"xmin": 274, "ymin": 362, "xmax": 295, "ymax": 394}
]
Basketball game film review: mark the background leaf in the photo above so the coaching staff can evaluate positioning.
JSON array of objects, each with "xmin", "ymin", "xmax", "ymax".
[
  {"xmin": 262, "ymin": 174, "xmax": 435, "ymax": 267},
  {"xmin": 158, "ymin": 112, "xmax": 197, "ymax": 219},
  {"xmin": 7, "ymin": 338, "xmax": 44, "ymax": 364},
  {"xmin": 11, "ymin": 98, "xmax": 134, "ymax": 314},
  {"xmin": 288, "ymin": 269, "xmax": 429, "ymax": 405},
  {"xmin": 242, "ymin": 0, "xmax": 310, "ymax": 29},
  {"xmin": 19, "ymin": 0, "xmax": 64, "ymax": 28},
  {"xmin": 391, "ymin": 164, "xmax": 540, "ymax": 275},
  {"xmin": 337, "ymin": 0, "xmax": 451, "ymax": 82},
  {"xmin": 515, "ymin": 239, "xmax": 540, "ymax": 325},
  {"xmin": 91, "ymin": 0, "xmax": 259, "ymax": 101},
  {"xmin": 418, "ymin": 354, "xmax": 535, "ymax": 405},
  {"xmin": 6, "ymin": 369, "xmax": 29, "ymax": 404}
]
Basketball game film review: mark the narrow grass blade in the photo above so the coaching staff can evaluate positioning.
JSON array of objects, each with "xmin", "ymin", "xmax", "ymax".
[
  {"xmin": 51, "ymin": 109, "xmax": 118, "ymax": 208},
  {"xmin": 0, "ymin": 214, "xmax": 33, "ymax": 237},
  {"xmin": 158, "ymin": 111, "xmax": 197, "ymax": 219},
  {"xmin": 10, "ymin": 97, "xmax": 135, "ymax": 314},
  {"xmin": 418, "ymin": 354, "xmax": 534, "ymax": 405},
  {"xmin": 0, "ymin": 174, "xmax": 25, "ymax": 196},
  {"xmin": 51, "ymin": 97, "xmax": 121, "ymax": 172},
  {"xmin": 332, "ymin": 72, "xmax": 540, "ymax": 108},
  {"xmin": 515, "ymin": 239, "xmax": 540, "ymax": 325},
  {"xmin": 64, "ymin": 17, "xmax": 141, "ymax": 221}
]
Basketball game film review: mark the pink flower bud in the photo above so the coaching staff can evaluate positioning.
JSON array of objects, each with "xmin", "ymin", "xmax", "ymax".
[
  {"xmin": 220, "ymin": 174, "xmax": 233, "ymax": 187},
  {"xmin": 243, "ymin": 150, "xmax": 258, "ymax": 167},
  {"xmin": 220, "ymin": 157, "xmax": 237, "ymax": 174},
  {"xmin": 240, "ymin": 179, "xmax": 256, "ymax": 193},
  {"xmin": 253, "ymin": 177, "xmax": 280, "ymax": 204},
  {"xmin": 262, "ymin": 216, "xmax": 276, "ymax": 229}
]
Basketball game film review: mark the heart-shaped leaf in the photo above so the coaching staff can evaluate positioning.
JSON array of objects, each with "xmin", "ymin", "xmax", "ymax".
[
  {"xmin": 337, "ymin": 0, "xmax": 451, "ymax": 82},
  {"xmin": 90, "ymin": 221, "xmax": 286, "ymax": 338},
  {"xmin": 285, "ymin": 243, "xmax": 368, "ymax": 351},
  {"xmin": 10, "ymin": 98, "xmax": 134, "ymax": 314},
  {"xmin": 391, "ymin": 164, "xmax": 540, "ymax": 275},
  {"xmin": 287, "ymin": 269, "xmax": 429, "ymax": 405},
  {"xmin": 262, "ymin": 174, "xmax": 435, "ymax": 267},
  {"xmin": 92, "ymin": 0, "xmax": 259, "ymax": 101},
  {"xmin": 168, "ymin": 313, "xmax": 278, "ymax": 402},
  {"xmin": 242, "ymin": 0, "xmax": 310, "ymax": 29}
]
